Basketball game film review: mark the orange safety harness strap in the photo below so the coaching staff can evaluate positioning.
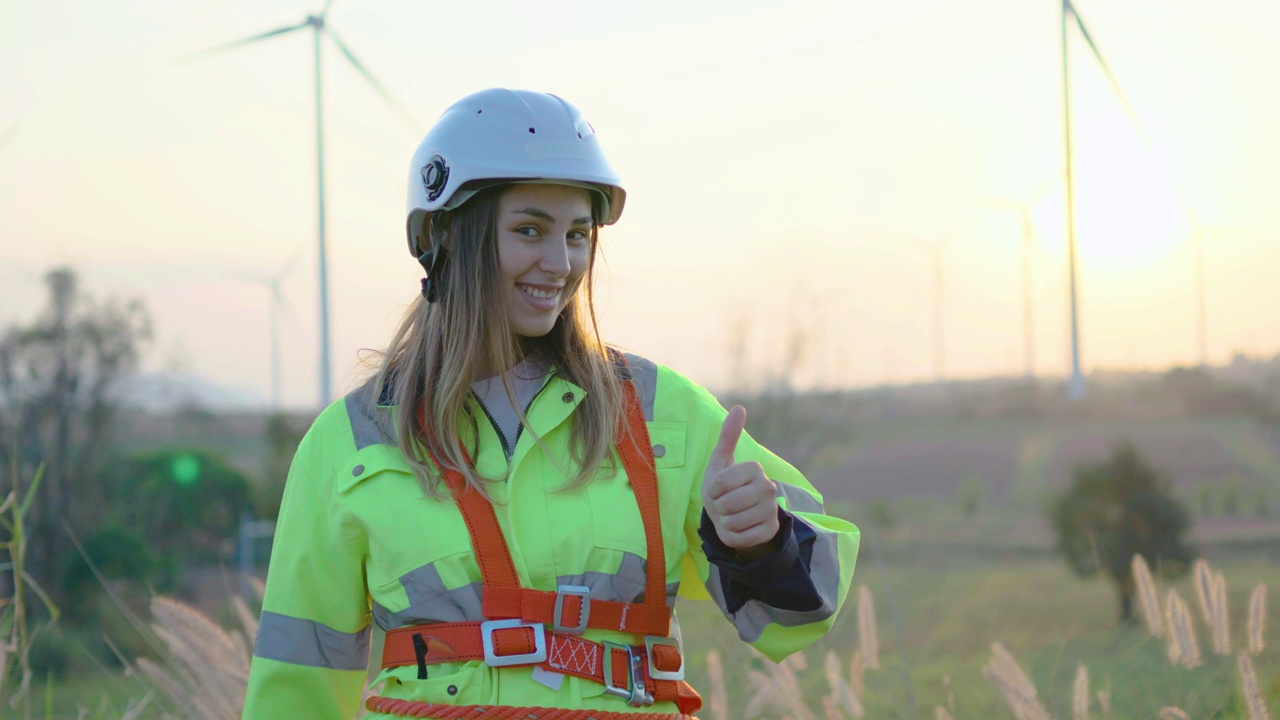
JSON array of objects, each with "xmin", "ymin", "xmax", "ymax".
[
  {"xmin": 381, "ymin": 622, "xmax": 688, "ymax": 701},
  {"xmin": 385, "ymin": 352, "xmax": 700, "ymax": 715},
  {"xmin": 416, "ymin": 351, "xmax": 670, "ymax": 637},
  {"xmin": 366, "ymin": 695, "xmax": 697, "ymax": 720}
]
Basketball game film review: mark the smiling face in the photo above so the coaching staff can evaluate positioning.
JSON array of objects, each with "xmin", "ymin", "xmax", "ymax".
[{"xmin": 495, "ymin": 183, "xmax": 595, "ymax": 341}]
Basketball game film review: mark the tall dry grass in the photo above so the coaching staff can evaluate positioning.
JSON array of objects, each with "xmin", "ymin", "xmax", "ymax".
[{"xmin": 81, "ymin": 555, "xmax": 1274, "ymax": 719}]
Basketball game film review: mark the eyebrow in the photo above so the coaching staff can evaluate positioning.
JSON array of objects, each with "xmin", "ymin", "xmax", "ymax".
[{"xmin": 513, "ymin": 208, "xmax": 593, "ymax": 225}]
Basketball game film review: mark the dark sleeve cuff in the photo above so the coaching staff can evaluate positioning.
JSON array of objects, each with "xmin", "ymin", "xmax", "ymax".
[{"xmin": 698, "ymin": 506, "xmax": 823, "ymax": 612}]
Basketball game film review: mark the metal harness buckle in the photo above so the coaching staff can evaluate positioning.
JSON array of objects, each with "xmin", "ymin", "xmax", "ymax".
[
  {"xmin": 602, "ymin": 641, "xmax": 655, "ymax": 707},
  {"xmin": 645, "ymin": 635, "xmax": 685, "ymax": 681},
  {"xmin": 553, "ymin": 585, "xmax": 591, "ymax": 635},
  {"xmin": 480, "ymin": 619, "xmax": 547, "ymax": 667}
]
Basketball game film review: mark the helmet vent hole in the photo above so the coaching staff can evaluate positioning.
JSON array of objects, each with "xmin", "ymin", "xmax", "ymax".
[
  {"xmin": 577, "ymin": 133, "xmax": 582, "ymax": 139},
  {"xmin": 528, "ymin": 127, "xmax": 536, "ymax": 134},
  {"xmin": 476, "ymin": 109, "xmax": 482, "ymax": 114}
]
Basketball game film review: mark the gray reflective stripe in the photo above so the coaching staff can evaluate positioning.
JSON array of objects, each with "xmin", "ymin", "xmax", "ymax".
[
  {"xmin": 556, "ymin": 556, "xmax": 681, "ymax": 607},
  {"xmin": 373, "ymin": 552, "xmax": 678, "ymax": 628},
  {"xmin": 345, "ymin": 380, "xmax": 395, "ymax": 451},
  {"xmin": 703, "ymin": 517, "xmax": 843, "ymax": 643},
  {"xmin": 373, "ymin": 562, "xmax": 484, "ymax": 629},
  {"xmin": 775, "ymin": 482, "xmax": 824, "ymax": 515},
  {"xmin": 621, "ymin": 352, "xmax": 657, "ymax": 422},
  {"xmin": 253, "ymin": 611, "xmax": 371, "ymax": 670}
]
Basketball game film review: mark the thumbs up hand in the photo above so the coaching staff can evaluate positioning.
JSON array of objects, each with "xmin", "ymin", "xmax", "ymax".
[{"xmin": 702, "ymin": 405, "xmax": 781, "ymax": 560}]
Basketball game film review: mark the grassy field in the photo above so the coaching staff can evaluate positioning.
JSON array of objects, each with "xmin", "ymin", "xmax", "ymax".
[
  {"xmin": 26, "ymin": 413, "xmax": 1280, "ymax": 718},
  {"xmin": 30, "ymin": 531, "xmax": 1280, "ymax": 719},
  {"xmin": 677, "ymin": 552, "xmax": 1280, "ymax": 719}
]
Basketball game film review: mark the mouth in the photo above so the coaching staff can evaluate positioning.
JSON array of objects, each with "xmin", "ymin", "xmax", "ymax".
[{"xmin": 517, "ymin": 283, "xmax": 563, "ymax": 310}]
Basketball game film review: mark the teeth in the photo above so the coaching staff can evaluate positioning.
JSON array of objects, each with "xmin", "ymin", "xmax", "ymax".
[{"xmin": 520, "ymin": 285, "xmax": 559, "ymax": 300}]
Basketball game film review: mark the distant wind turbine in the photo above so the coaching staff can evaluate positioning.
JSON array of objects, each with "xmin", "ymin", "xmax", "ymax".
[
  {"xmin": 910, "ymin": 233, "xmax": 959, "ymax": 384},
  {"xmin": 972, "ymin": 172, "xmax": 1060, "ymax": 380},
  {"xmin": 1061, "ymin": 0, "xmax": 1142, "ymax": 401},
  {"xmin": 1182, "ymin": 216, "xmax": 1257, "ymax": 367},
  {"xmin": 182, "ymin": 1, "xmax": 419, "ymax": 409},
  {"xmin": 222, "ymin": 250, "xmax": 303, "ymax": 409}
]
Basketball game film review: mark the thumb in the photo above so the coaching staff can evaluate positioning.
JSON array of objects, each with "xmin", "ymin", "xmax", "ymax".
[{"xmin": 708, "ymin": 405, "xmax": 747, "ymax": 475}]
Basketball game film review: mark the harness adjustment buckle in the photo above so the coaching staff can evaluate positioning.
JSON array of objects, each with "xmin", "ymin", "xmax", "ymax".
[
  {"xmin": 480, "ymin": 619, "xmax": 547, "ymax": 668},
  {"xmin": 645, "ymin": 635, "xmax": 685, "ymax": 681},
  {"xmin": 602, "ymin": 641, "xmax": 654, "ymax": 707},
  {"xmin": 553, "ymin": 585, "xmax": 591, "ymax": 635}
]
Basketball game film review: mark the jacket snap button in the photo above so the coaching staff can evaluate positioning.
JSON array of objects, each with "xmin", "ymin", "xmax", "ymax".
[
  {"xmin": 652, "ymin": 444, "xmax": 666, "ymax": 458},
  {"xmin": 351, "ymin": 464, "xmax": 364, "ymax": 476},
  {"xmin": 447, "ymin": 685, "xmax": 458, "ymax": 696},
  {"xmin": 562, "ymin": 392, "xmax": 574, "ymax": 403}
]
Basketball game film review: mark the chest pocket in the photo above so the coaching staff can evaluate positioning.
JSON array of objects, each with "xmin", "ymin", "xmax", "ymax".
[
  {"xmin": 586, "ymin": 422, "xmax": 687, "ymax": 557},
  {"xmin": 338, "ymin": 447, "xmax": 478, "ymax": 617}
]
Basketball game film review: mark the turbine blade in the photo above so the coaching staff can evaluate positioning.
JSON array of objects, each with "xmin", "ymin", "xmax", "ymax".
[
  {"xmin": 1066, "ymin": 1, "xmax": 1147, "ymax": 137},
  {"xmin": 324, "ymin": 0, "xmax": 336, "ymax": 16},
  {"xmin": 176, "ymin": 21, "xmax": 310, "ymax": 65},
  {"xmin": 276, "ymin": 245, "xmax": 306, "ymax": 282},
  {"xmin": 326, "ymin": 29, "xmax": 420, "ymax": 133}
]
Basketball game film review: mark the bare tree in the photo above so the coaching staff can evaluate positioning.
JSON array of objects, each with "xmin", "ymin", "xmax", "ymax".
[{"xmin": 0, "ymin": 267, "xmax": 151, "ymax": 606}]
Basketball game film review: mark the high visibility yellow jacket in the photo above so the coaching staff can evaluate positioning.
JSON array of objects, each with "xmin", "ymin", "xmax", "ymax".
[{"xmin": 242, "ymin": 353, "xmax": 859, "ymax": 719}]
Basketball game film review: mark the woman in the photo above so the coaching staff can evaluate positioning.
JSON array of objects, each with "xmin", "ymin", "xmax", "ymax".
[{"xmin": 242, "ymin": 88, "xmax": 859, "ymax": 719}]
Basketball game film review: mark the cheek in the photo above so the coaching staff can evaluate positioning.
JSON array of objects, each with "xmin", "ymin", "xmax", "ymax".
[{"xmin": 568, "ymin": 246, "xmax": 592, "ymax": 277}]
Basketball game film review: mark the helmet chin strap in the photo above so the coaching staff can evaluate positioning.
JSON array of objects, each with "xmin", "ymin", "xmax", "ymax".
[
  {"xmin": 418, "ymin": 215, "xmax": 450, "ymax": 303},
  {"xmin": 417, "ymin": 247, "xmax": 446, "ymax": 303}
]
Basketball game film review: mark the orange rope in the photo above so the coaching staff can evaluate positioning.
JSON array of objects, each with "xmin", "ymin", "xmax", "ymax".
[{"xmin": 365, "ymin": 696, "xmax": 698, "ymax": 719}]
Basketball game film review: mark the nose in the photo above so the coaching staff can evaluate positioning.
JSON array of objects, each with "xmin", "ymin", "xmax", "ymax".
[{"xmin": 538, "ymin": 235, "xmax": 572, "ymax": 279}]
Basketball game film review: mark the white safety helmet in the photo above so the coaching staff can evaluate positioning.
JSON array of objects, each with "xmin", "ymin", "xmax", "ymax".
[{"xmin": 405, "ymin": 88, "xmax": 626, "ymax": 260}]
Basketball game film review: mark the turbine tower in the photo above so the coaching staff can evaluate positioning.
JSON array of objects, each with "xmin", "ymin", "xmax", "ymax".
[
  {"xmin": 1061, "ymin": 0, "xmax": 1139, "ymax": 402},
  {"xmin": 184, "ymin": 2, "xmax": 417, "ymax": 409}
]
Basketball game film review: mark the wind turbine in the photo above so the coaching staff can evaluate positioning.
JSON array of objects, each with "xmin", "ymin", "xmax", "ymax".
[
  {"xmin": 221, "ymin": 250, "xmax": 303, "ymax": 409},
  {"xmin": 1061, "ymin": 0, "xmax": 1140, "ymax": 401},
  {"xmin": 183, "ymin": 2, "xmax": 418, "ymax": 409},
  {"xmin": 1183, "ymin": 216, "xmax": 1257, "ymax": 368},
  {"xmin": 972, "ymin": 172, "xmax": 1060, "ymax": 380},
  {"xmin": 910, "ymin": 233, "xmax": 959, "ymax": 384}
]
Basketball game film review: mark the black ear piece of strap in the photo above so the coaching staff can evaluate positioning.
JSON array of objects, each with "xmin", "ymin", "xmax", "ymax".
[{"xmin": 418, "ymin": 248, "xmax": 444, "ymax": 303}]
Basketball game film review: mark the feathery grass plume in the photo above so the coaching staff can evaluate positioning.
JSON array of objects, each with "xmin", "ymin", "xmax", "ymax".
[
  {"xmin": 1157, "ymin": 708, "xmax": 1191, "ymax": 720},
  {"xmin": 935, "ymin": 708, "xmax": 955, "ymax": 720},
  {"xmin": 857, "ymin": 585, "xmax": 879, "ymax": 670},
  {"xmin": 945, "ymin": 673, "xmax": 956, "ymax": 717},
  {"xmin": 1097, "ymin": 690, "xmax": 1111, "ymax": 720},
  {"xmin": 1248, "ymin": 583, "xmax": 1267, "ymax": 656},
  {"xmin": 745, "ymin": 657, "xmax": 816, "ymax": 720},
  {"xmin": 1238, "ymin": 651, "xmax": 1272, "ymax": 720},
  {"xmin": 982, "ymin": 643, "xmax": 1054, "ymax": 720},
  {"xmin": 744, "ymin": 669, "xmax": 777, "ymax": 719},
  {"xmin": 706, "ymin": 650, "xmax": 728, "ymax": 720},
  {"xmin": 1132, "ymin": 554, "xmax": 1163, "ymax": 637},
  {"xmin": 1072, "ymin": 663, "xmax": 1089, "ymax": 720},
  {"xmin": 849, "ymin": 649, "xmax": 864, "ymax": 701},
  {"xmin": 141, "ymin": 596, "xmax": 252, "ymax": 719},
  {"xmin": 776, "ymin": 654, "xmax": 816, "ymax": 720},
  {"xmin": 1164, "ymin": 590, "xmax": 1202, "ymax": 668},
  {"xmin": 824, "ymin": 650, "xmax": 864, "ymax": 719},
  {"xmin": 1212, "ymin": 570, "xmax": 1231, "ymax": 655},
  {"xmin": 822, "ymin": 695, "xmax": 847, "ymax": 720},
  {"xmin": 1193, "ymin": 558, "xmax": 1216, "ymax": 628}
]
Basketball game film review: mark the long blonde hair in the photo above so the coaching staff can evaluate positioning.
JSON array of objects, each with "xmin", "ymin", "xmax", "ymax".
[{"xmin": 373, "ymin": 185, "xmax": 625, "ymax": 496}]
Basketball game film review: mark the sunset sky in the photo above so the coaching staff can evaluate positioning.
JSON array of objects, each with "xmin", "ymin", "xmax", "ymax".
[{"xmin": 3, "ymin": 0, "xmax": 1278, "ymax": 409}]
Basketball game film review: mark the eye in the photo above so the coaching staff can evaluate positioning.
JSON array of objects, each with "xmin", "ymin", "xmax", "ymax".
[
  {"xmin": 514, "ymin": 225, "xmax": 541, "ymax": 239},
  {"xmin": 567, "ymin": 229, "xmax": 591, "ymax": 245}
]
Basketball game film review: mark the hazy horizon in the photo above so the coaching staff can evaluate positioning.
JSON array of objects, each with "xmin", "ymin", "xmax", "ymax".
[{"xmin": 4, "ymin": 0, "xmax": 1278, "ymax": 409}]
